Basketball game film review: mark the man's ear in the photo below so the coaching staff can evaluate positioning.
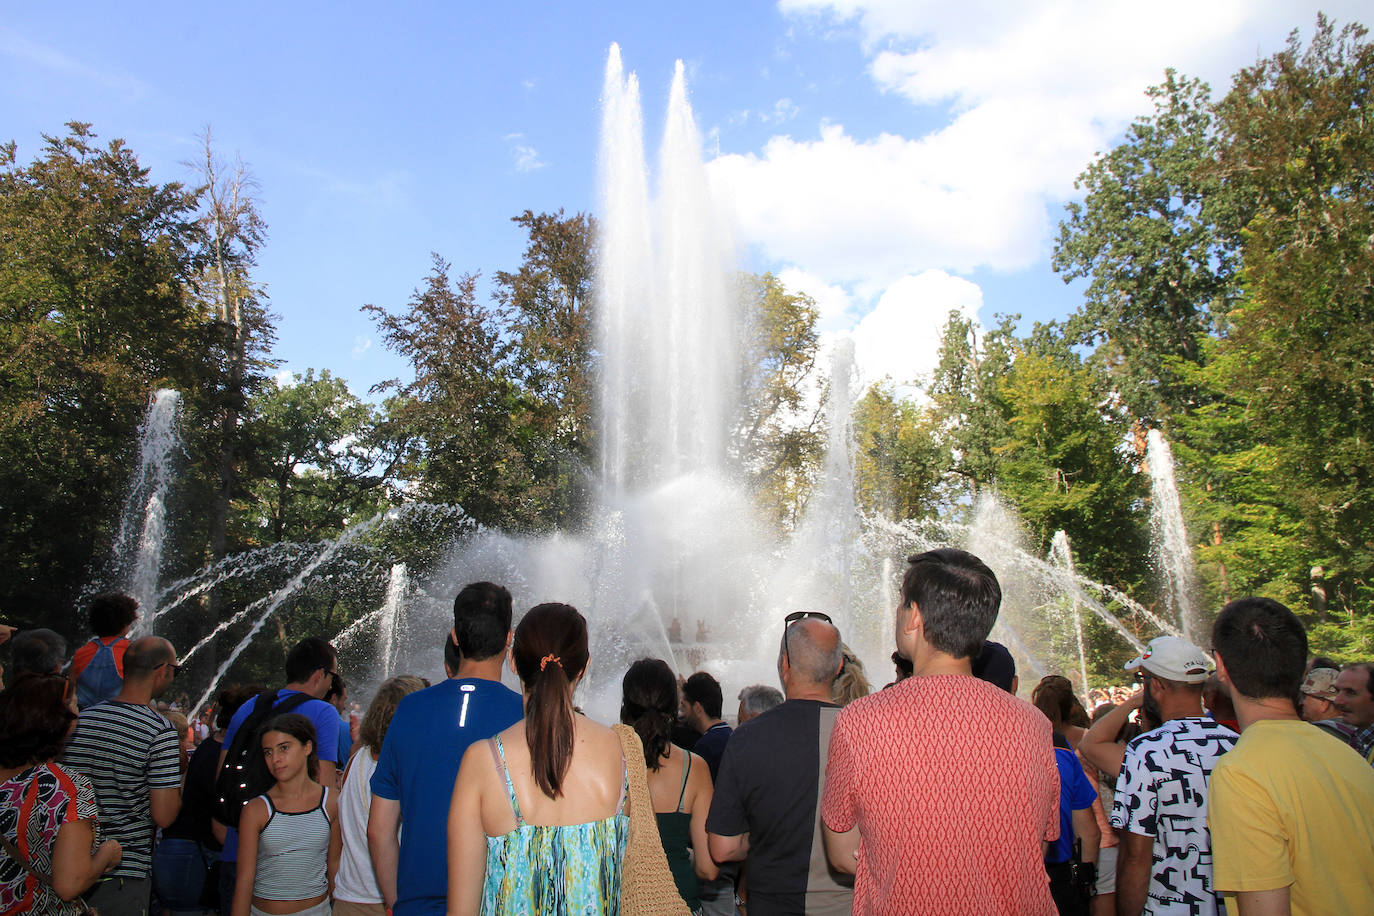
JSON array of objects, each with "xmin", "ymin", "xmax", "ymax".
[
  {"xmin": 903, "ymin": 602, "xmax": 925, "ymax": 640},
  {"xmin": 1213, "ymin": 652, "xmax": 1231, "ymax": 688},
  {"xmin": 450, "ymin": 627, "xmax": 459, "ymax": 646}
]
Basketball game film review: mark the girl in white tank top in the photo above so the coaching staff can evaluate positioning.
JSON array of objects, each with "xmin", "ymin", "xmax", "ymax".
[{"xmin": 231, "ymin": 713, "xmax": 341, "ymax": 916}]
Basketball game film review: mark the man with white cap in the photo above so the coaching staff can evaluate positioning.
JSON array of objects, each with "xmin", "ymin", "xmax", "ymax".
[{"xmin": 1111, "ymin": 635, "xmax": 1237, "ymax": 916}]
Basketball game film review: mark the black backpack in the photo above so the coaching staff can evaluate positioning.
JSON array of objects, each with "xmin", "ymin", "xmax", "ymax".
[{"xmin": 212, "ymin": 688, "xmax": 314, "ymax": 829}]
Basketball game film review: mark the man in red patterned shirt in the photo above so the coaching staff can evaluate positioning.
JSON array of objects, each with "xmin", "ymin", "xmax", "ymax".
[{"xmin": 820, "ymin": 548, "xmax": 1060, "ymax": 915}]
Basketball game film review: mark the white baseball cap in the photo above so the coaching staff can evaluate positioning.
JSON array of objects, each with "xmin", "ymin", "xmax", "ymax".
[{"xmin": 1124, "ymin": 635, "xmax": 1212, "ymax": 684}]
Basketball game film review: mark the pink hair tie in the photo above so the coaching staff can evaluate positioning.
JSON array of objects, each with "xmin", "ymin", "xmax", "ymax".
[{"xmin": 540, "ymin": 653, "xmax": 561, "ymax": 671}]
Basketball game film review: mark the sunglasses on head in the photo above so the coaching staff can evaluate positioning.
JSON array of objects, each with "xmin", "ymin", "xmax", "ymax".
[{"xmin": 782, "ymin": 611, "xmax": 834, "ymax": 666}]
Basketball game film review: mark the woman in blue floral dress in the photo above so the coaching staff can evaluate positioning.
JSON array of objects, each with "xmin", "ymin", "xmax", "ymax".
[{"xmin": 447, "ymin": 603, "xmax": 630, "ymax": 916}]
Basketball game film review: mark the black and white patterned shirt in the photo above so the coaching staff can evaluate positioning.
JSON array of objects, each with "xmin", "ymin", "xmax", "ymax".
[
  {"xmin": 1110, "ymin": 717, "xmax": 1237, "ymax": 916},
  {"xmin": 60, "ymin": 700, "xmax": 181, "ymax": 879}
]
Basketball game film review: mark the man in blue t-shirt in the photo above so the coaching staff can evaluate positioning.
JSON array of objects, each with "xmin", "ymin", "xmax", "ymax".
[
  {"xmin": 369, "ymin": 582, "xmax": 524, "ymax": 916},
  {"xmin": 215, "ymin": 636, "xmax": 342, "ymax": 914}
]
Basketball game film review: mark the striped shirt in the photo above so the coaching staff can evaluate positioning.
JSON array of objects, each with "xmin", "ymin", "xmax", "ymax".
[
  {"xmin": 252, "ymin": 787, "xmax": 332, "ymax": 901},
  {"xmin": 60, "ymin": 700, "xmax": 181, "ymax": 878}
]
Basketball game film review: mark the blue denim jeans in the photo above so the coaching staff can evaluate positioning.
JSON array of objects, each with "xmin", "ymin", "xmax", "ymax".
[{"xmin": 152, "ymin": 838, "xmax": 214, "ymax": 914}]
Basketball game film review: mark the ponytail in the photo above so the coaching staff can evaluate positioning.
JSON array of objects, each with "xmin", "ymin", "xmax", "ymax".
[
  {"xmin": 512, "ymin": 603, "xmax": 590, "ymax": 799},
  {"xmin": 620, "ymin": 657, "xmax": 676, "ymax": 771},
  {"xmin": 526, "ymin": 656, "xmax": 576, "ymax": 797}
]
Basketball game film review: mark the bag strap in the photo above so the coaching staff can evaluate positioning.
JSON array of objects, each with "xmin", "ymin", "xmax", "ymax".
[{"xmin": 675, "ymin": 750, "xmax": 691, "ymax": 813}]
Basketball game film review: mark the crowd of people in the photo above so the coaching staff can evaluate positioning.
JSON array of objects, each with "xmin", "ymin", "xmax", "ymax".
[{"xmin": 2, "ymin": 548, "xmax": 1374, "ymax": 916}]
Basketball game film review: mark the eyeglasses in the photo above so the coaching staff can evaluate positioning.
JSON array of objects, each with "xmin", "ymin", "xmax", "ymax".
[
  {"xmin": 156, "ymin": 662, "xmax": 182, "ymax": 679},
  {"xmin": 782, "ymin": 611, "xmax": 834, "ymax": 666}
]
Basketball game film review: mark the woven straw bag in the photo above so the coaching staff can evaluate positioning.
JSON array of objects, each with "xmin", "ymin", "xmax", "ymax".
[{"xmin": 613, "ymin": 723, "xmax": 693, "ymax": 916}]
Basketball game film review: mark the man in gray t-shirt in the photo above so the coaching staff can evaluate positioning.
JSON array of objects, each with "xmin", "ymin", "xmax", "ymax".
[
  {"xmin": 62, "ymin": 637, "xmax": 183, "ymax": 916},
  {"xmin": 706, "ymin": 615, "xmax": 852, "ymax": 916}
]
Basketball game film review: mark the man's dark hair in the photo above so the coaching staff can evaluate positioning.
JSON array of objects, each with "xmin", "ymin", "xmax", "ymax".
[
  {"xmin": 444, "ymin": 632, "xmax": 461, "ymax": 674},
  {"xmin": 452, "ymin": 582, "xmax": 512, "ymax": 662},
  {"xmin": 683, "ymin": 671, "xmax": 723, "ymax": 719},
  {"xmin": 971, "ymin": 640, "xmax": 1016, "ymax": 692},
  {"xmin": 325, "ymin": 672, "xmax": 346, "ymax": 703},
  {"xmin": 1310, "ymin": 655, "xmax": 1340, "ymax": 671},
  {"xmin": 901, "ymin": 548, "xmax": 1002, "ymax": 660},
  {"xmin": 1211, "ymin": 597, "xmax": 1307, "ymax": 700},
  {"xmin": 285, "ymin": 637, "xmax": 337, "ymax": 683},
  {"xmin": 1344, "ymin": 661, "xmax": 1374, "ymax": 698},
  {"xmin": 10, "ymin": 629, "xmax": 68, "ymax": 677},
  {"xmin": 88, "ymin": 593, "xmax": 139, "ymax": 638},
  {"xmin": 216, "ymin": 684, "xmax": 262, "ymax": 730}
]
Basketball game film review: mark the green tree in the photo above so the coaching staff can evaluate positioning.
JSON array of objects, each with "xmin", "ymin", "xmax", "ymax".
[
  {"xmin": 240, "ymin": 370, "xmax": 384, "ymax": 544},
  {"xmin": 0, "ymin": 123, "xmax": 205, "ymax": 624},
  {"xmin": 494, "ymin": 210, "xmax": 597, "ymax": 527},
  {"xmin": 186, "ymin": 131, "xmax": 277, "ymax": 569},
  {"xmin": 851, "ymin": 383, "xmax": 949, "ymax": 521},
  {"xmin": 730, "ymin": 273, "xmax": 825, "ymax": 527},
  {"xmin": 1208, "ymin": 17, "xmax": 1374, "ymax": 634},
  {"xmin": 364, "ymin": 255, "xmax": 529, "ymax": 527},
  {"xmin": 927, "ymin": 311, "xmax": 1016, "ymax": 498},
  {"xmin": 996, "ymin": 346, "xmax": 1148, "ymax": 588},
  {"xmin": 1053, "ymin": 72, "xmax": 1244, "ymax": 420}
]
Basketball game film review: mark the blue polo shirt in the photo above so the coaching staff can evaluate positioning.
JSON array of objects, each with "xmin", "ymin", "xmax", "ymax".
[
  {"xmin": 1048, "ymin": 746, "xmax": 1098, "ymax": 864},
  {"xmin": 371, "ymin": 677, "xmax": 523, "ymax": 916}
]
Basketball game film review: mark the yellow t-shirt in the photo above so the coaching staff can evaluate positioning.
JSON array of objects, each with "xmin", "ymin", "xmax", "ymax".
[{"xmin": 1208, "ymin": 718, "xmax": 1374, "ymax": 914}]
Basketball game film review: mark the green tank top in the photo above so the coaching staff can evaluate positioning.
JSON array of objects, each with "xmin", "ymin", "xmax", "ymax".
[{"xmin": 654, "ymin": 749, "xmax": 699, "ymax": 909}]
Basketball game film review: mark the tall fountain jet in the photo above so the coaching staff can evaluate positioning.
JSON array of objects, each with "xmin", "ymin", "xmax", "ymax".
[
  {"xmin": 113, "ymin": 389, "xmax": 182, "ymax": 634},
  {"xmin": 598, "ymin": 45, "xmax": 737, "ymax": 492},
  {"xmin": 1146, "ymin": 430, "xmax": 1203, "ymax": 645}
]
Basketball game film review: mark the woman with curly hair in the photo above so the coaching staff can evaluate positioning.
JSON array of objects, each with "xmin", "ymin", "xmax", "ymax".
[
  {"xmin": 0, "ymin": 673, "xmax": 122, "ymax": 914},
  {"xmin": 334, "ymin": 675, "xmax": 427, "ymax": 916}
]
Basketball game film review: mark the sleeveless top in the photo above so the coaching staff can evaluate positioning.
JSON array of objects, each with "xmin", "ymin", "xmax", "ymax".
[
  {"xmin": 252, "ymin": 786, "xmax": 331, "ymax": 901},
  {"xmin": 335, "ymin": 750, "xmax": 382, "ymax": 904},
  {"xmin": 655, "ymin": 750, "xmax": 698, "ymax": 909},
  {"xmin": 481, "ymin": 736, "xmax": 630, "ymax": 916}
]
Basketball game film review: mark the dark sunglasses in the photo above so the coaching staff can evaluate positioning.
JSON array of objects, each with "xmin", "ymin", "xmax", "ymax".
[
  {"xmin": 784, "ymin": 611, "xmax": 833, "ymax": 626},
  {"xmin": 782, "ymin": 611, "xmax": 834, "ymax": 665}
]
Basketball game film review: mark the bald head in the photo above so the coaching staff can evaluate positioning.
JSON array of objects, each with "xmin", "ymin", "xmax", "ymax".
[
  {"xmin": 123, "ymin": 637, "xmax": 175, "ymax": 678},
  {"xmin": 782, "ymin": 618, "xmax": 843, "ymax": 687}
]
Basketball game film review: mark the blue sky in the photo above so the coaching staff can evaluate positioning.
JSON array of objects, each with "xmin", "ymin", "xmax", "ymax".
[{"xmin": 3, "ymin": 1, "xmax": 1361, "ymax": 396}]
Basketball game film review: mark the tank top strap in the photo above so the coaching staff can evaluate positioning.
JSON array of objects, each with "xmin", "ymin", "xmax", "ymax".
[
  {"xmin": 487, "ymin": 736, "xmax": 524, "ymax": 826},
  {"xmin": 258, "ymin": 794, "xmax": 276, "ymax": 816},
  {"xmin": 319, "ymin": 785, "xmax": 330, "ymax": 823},
  {"xmin": 675, "ymin": 750, "xmax": 691, "ymax": 813}
]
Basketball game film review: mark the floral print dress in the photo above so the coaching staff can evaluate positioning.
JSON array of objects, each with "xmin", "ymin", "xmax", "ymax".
[{"xmin": 480, "ymin": 736, "xmax": 629, "ymax": 916}]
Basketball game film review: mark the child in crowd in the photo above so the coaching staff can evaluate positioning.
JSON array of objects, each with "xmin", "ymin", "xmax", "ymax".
[{"xmin": 232, "ymin": 714, "xmax": 340, "ymax": 916}]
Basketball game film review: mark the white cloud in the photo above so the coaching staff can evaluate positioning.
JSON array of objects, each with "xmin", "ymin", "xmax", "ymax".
[
  {"xmin": 712, "ymin": 1, "xmax": 1356, "ymax": 289},
  {"xmin": 351, "ymin": 336, "xmax": 372, "ymax": 358},
  {"xmin": 709, "ymin": 121, "xmax": 1048, "ymax": 279},
  {"xmin": 505, "ymin": 133, "xmax": 547, "ymax": 172},
  {"xmin": 273, "ymin": 370, "xmax": 296, "ymax": 389},
  {"xmin": 851, "ymin": 270, "xmax": 982, "ymax": 390},
  {"xmin": 775, "ymin": 267, "xmax": 854, "ymax": 332}
]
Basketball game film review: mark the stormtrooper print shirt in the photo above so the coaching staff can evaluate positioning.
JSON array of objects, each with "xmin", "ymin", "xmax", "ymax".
[{"xmin": 1111, "ymin": 717, "xmax": 1238, "ymax": 916}]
